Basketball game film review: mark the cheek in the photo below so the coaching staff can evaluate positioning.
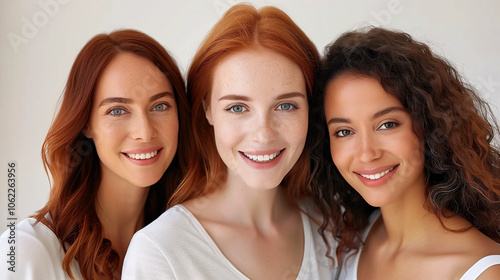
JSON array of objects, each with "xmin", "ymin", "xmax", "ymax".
[
  {"xmin": 329, "ymin": 140, "xmax": 352, "ymax": 176},
  {"xmin": 283, "ymin": 112, "xmax": 308, "ymax": 144},
  {"xmin": 91, "ymin": 119, "xmax": 126, "ymax": 142},
  {"xmin": 157, "ymin": 115, "xmax": 179, "ymax": 138},
  {"xmin": 403, "ymin": 139, "xmax": 425, "ymax": 175},
  {"xmin": 329, "ymin": 141, "xmax": 343, "ymax": 163},
  {"xmin": 211, "ymin": 119, "xmax": 236, "ymax": 155}
]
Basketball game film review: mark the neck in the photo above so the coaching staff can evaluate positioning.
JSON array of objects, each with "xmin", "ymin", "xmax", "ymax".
[
  {"xmin": 376, "ymin": 179, "xmax": 465, "ymax": 251},
  {"xmin": 95, "ymin": 179, "xmax": 150, "ymax": 258},
  {"xmin": 378, "ymin": 197, "xmax": 430, "ymax": 248},
  {"xmin": 197, "ymin": 178, "xmax": 296, "ymax": 229}
]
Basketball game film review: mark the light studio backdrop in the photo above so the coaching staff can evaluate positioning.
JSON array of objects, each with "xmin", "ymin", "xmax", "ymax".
[{"xmin": 1, "ymin": 0, "xmax": 499, "ymax": 225}]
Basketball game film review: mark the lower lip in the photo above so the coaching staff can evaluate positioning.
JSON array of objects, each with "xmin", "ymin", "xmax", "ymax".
[
  {"xmin": 240, "ymin": 149, "xmax": 285, "ymax": 170},
  {"xmin": 123, "ymin": 149, "xmax": 162, "ymax": 166},
  {"xmin": 355, "ymin": 165, "xmax": 398, "ymax": 187}
]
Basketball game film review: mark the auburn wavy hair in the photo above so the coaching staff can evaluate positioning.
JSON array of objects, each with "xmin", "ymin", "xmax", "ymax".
[
  {"xmin": 34, "ymin": 29, "xmax": 191, "ymax": 279},
  {"xmin": 168, "ymin": 4, "xmax": 320, "ymax": 207},
  {"xmin": 309, "ymin": 27, "xmax": 500, "ymax": 257}
]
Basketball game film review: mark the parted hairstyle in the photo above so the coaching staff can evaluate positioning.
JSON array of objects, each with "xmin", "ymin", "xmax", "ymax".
[
  {"xmin": 34, "ymin": 29, "xmax": 191, "ymax": 280},
  {"xmin": 168, "ymin": 4, "xmax": 320, "ymax": 206},
  {"xmin": 309, "ymin": 27, "xmax": 500, "ymax": 257}
]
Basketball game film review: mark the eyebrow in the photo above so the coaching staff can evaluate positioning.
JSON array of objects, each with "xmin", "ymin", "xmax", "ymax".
[
  {"xmin": 327, "ymin": 106, "xmax": 406, "ymax": 125},
  {"xmin": 217, "ymin": 91, "xmax": 306, "ymax": 102},
  {"xmin": 98, "ymin": 91, "xmax": 174, "ymax": 107}
]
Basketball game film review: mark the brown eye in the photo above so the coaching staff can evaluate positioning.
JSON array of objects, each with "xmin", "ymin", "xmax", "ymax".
[
  {"xmin": 335, "ymin": 129, "xmax": 352, "ymax": 137},
  {"xmin": 379, "ymin": 122, "xmax": 399, "ymax": 130}
]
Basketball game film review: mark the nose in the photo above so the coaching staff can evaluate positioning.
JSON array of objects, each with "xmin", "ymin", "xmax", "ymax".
[
  {"xmin": 252, "ymin": 111, "xmax": 277, "ymax": 144},
  {"xmin": 356, "ymin": 131, "xmax": 382, "ymax": 162},
  {"xmin": 131, "ymin": 112, "xmax": 156, "ymax": 142}
]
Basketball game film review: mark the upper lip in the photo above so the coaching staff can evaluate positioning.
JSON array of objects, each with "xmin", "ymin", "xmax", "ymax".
[{"xmin": 354, "ymin": 164, "xmax": 398, "ymax": 175}]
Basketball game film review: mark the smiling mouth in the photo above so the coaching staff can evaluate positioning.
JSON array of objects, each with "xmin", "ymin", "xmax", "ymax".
[
  {"xmin": 359, "ymin": 166, "xmax": 396, "ymax": 180},
  {"xmin": 126, "ymin": 150, "xmax": 159, "ymax": 160},
  {"xmin": 243, "ymin": 150, "xmax": 283, "ymax": 163}
]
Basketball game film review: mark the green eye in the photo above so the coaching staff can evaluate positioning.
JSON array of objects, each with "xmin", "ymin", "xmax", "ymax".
[
  {"xmin": 229, "ymin": 105, "xmax": 245, "ymax": 113},
  {"xmin": 279, "ymin": 104, "xmax": 291, "ymax": 110},
  {"xmin": 153, "ymin": 104, "xmax": 168, "ymax": 111},
  {"xmin": 277, "ymin": 103, "xmax": 297, "ymax": 111},
  {"xmin": 109, "ymin": 108, "xmax": 126, "ymax": 115}
]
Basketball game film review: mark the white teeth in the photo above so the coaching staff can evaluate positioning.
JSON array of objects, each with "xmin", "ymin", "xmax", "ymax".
[
  {"xmin": 360, "ymin": 167, "xmax": 395, "ymax": 180},
  {"xmin": 244, "ymin": 151, "xmax": 281, "ymax": 162},
  {"xmin": 126, "ymin": 150, "xmax": 158, "ymax": 160}
]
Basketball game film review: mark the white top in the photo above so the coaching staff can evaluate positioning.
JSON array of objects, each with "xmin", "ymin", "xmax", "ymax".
[
  {"xmin": 122, "ymin": 202, "xmax": 338, "ymax": 279},
  {"xmin": 0, "ymin": 218, "xmax": 82, "ymax": 280},
  {"xmin": 338, "ymin": 210, "xmax": 500, "ymax": 280}
]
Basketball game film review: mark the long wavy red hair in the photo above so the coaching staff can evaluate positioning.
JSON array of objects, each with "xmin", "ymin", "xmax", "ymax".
[
  {"xmin": 34, "ymin": 29, "xmax": 191, "ymax": 279},
  {"xmin": 168, "ymin": 4, "xmax": 319, "ymax": 207}
]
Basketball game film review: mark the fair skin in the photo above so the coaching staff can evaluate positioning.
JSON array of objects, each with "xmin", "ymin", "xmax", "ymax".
[
  {"xmin": 184, "ymin": 46, "xmax": 308, "ymax": 280},
  {"xmin": 324, "ymin": 74, "xmax": 500, "ymax": 280},
  {"xmin": 85, "ymin": 52, "xmax": 179, "ymax": 276}
]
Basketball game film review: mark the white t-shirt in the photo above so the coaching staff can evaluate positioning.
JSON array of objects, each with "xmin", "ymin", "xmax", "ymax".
[
  {"xmin": 338, "ymin": 210, "xmax": 500, "ymax": 280},
  {"xmin": 122, "ymin": 202, "xmax": 338, "ymax": 279},
  {"xmin": 0, "ymin": 218, "xmax": 82, "ymax": 280}
]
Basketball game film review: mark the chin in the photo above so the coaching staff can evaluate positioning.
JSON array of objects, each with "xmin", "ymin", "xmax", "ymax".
[{"xmin": 245, "ymin": 180, "xmax": 283, "ymax": 190}]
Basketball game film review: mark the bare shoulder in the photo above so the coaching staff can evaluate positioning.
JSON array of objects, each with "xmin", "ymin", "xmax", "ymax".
[
  {"xmin": 182, "ymin": 195, "xmax": 215, "ymax": 219},
  {"xmin": 456, "ymin": 228, "xmax": 500, "ymax": 279},
  {"xmin": 476, "ymin": 263, "xmax": 500, "ymax": 279},
  {"xmin": 467, "ymin": 227, "xmax": 500, "ymax": 255}
]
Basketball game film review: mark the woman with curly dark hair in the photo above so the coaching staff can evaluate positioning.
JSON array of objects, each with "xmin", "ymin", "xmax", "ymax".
[{"xmin": 309, "ymin": 27, "xmax": 500, "ymax": 279}]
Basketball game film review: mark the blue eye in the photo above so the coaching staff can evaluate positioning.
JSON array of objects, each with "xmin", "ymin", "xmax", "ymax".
[
  {"xmin": 153, "ymin": 104, "xmax": 168, "ymax": 111},
  {"xmin": 277, "ymin": 103, "xmax": 296, "ymax": 111},
  {"xmin": 228, "ymin": 105, "xmax": 246, "ymax": 113},
  {"xmin": 379, "ymin": 122, "xmax": 399, "ymax": 130},
  {"xmin": 109, "ymin": 108, "xmax": 126, "ymax": 116},
  {"xmin": 335, "ymin": 129, "xmax": 352, "ymax": 137}
]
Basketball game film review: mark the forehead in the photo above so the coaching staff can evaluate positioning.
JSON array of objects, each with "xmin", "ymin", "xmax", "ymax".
[
  {"xmin": 324, "ymin": 74, "xmax": 402, "ymax": 115},
  {"xmin": 210, "ymin": 47, "xmax": 305, "ymax": 100},
  {"xmin": 95, "ymin": 52, "xmax": 172, "ymax": 100}
]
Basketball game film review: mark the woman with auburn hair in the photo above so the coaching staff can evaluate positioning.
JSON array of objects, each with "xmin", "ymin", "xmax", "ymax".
[
  {"xmin": 309, "ymin": 27, "xmax": 500, "ymax": 279},
  {"xmin": 123, "ymin": 4, "xmax": 337, "ymax": 279},
  {"xmin": 0, "ymin": 29, "xmax": 191, "ymax": 279}
]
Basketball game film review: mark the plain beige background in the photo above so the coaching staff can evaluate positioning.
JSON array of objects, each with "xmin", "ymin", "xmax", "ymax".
[{"xmin": 1, "ymin": 0, "xmax": 499, "ymax": 227}]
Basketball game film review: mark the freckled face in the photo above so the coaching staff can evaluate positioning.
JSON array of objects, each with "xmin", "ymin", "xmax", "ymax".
[
  {"xmin": 205, "ymin": 47, "xmax": 308, "ymax": 190},
  {"xmin": 85, "ymin": 52, "xmax": 179, "ymax": 188},
  {"xmin": 324, "ymin": 74, "xmax": 426, "ymax": 207}
]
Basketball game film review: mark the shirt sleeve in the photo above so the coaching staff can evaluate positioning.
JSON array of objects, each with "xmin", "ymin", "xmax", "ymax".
[
  {"xmin": 0, "ymin": 227, "xmax": 63, "ymax": 280},
  {"xmin": 122, "ymin": 231, "xmax": 176, "ymax": 280}
]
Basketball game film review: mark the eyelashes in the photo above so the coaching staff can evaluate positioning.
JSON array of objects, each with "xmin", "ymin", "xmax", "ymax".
[
  {"xmin": 224, "ymin": 102, "xmax": 300, "ymax": 113},
  {"xmin": 332, "ymin": 121, "xmax": 400, "ymax": 138},
  {"xmin": 106, "ymin": 107, "xmax": 127, "ymax": 116},
  {"xmin": 226, "ymin": 104, "xmax": 247, "ymax": 113},
  {"xmin": 105, "ymin": 102, "xmax": 172, "ymax": 116}
]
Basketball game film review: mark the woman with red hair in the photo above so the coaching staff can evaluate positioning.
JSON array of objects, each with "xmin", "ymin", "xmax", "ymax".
[
  {"xmin": 123, "ymin": 4, "xmax": 337, "ymax": 280},
  {"xmin": 0, "ymin": 29, "xmax": 191, "ymax": 279}
]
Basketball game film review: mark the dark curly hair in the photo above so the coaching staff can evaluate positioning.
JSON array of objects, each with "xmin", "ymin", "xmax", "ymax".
[{"xmin": 309, "ymin": 27, "xmax": 500, "ymax": 257}]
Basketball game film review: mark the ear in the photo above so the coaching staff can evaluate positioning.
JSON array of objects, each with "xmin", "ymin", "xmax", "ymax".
[
  {"xmin": 83, "ymin": 125, "xmax": 92, "ymax": 139},
  {"xmin": 203, "ymin": 99, "xmax": 213, "ymax": 126}
]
